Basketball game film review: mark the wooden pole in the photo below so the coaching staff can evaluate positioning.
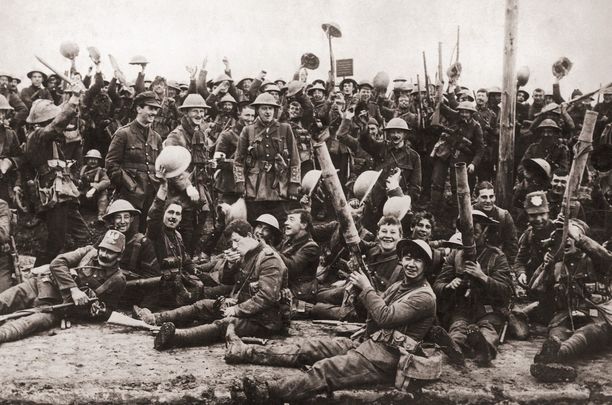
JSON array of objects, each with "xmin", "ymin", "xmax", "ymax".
[{"xmin": 495, "ymin": 0, "xmax": 519, "ymax": 209}]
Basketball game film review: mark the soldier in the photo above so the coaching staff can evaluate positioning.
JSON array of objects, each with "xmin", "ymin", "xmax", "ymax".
[
  {"xmin": 529, "ymin": 88, "xmax": 546, "ymax": 120},
  {"xmin": 0, "ymin": 74, "xmax": 28, "ymax": 132},
  {"xmin": 81, "ymin": 61, "xmax": 115, "ymax": 157},
  {"xmin": 78, "ymin": 149, "xmax": 110, "ymax": 223},
  {"xmin": 206, "ymin": 81, "xmax": 238, "ymax": 143},
  {"xmin": 513, "ymin": 158, "xmax": 552, "ymax": 218},
  {"xmin": 20, "ymin": 68, "xmax": 52, "ymax": 109},
  {"xmin": 0, "ymin": 95, "xmax": 24, "ymax": 206},
  {"xmin": 253, "ymin": 213, "xmax": 282, "ymax": 247},
  {"xmin": 278, "ymin": 209, "xmax": 320, "ymax": 304},
  {"xmin": 432, "ymin": 101, "xmax": 484, "ymax": 206},
  {"xmin": 593, "ymin": 87, "xmax": 612, "ymax": 145},
  {"xmin": 24, "ymin": 84, "xmax": 91, "ymax": 266},
  {"xmin": 338, "ymin": 77, "xmax": 358, "ymax": 106},
  {"xmin": 150, "ymin": 76, "xmax": 179, "ymax": 140},
  {"xmin": 473, "ymin": 182, "xmax": 518, "ymax": 264},
  {"xmin": 358, "ymin": 116, "xmax": 422, "ymax": 231},
  {"xmin": 433, "ymin": 210, "xmax": 513, "ymax": 366},
  {"xmin": 232, "ymin": 239, "xmax": 439, "ymax": 402},
  {"xmin": 473, "ymin": 89, "xmax": 499, "ymax": 182},
  {"xmin": 0, "ymin": 199, "xmax": 14, "ymax": 293},
  {"xmin": 164, "ymin": 93, "xmax": 214, "ymax": 255},
  {"xmin": 487, "ymin": 87, "xmax": 501, "ymax": 116},
  {"xmin": 520, "ymin": 119, "xmax": 570, "ymax": 174},
  {"xmin": 233, "ymin": 93, "xmax": 301, "ymax": 222},
  {"xmin": 531, "ymin": 220, "xmax": 612, "ymax": 382},
  {"xmin": 547, "ymin": 168, "xmax": 586, "ymax": 221},
  {"xmin": 514, "ymin": 191, "xmax": 557, "ymax": 288},
  {"xmin": 105, "ymin": 91, "xmax": 163, "ymax": 232},
  {"xmin": 307, "ymin": 82, "xmax": 331, "ymax": 124},
  {"xmin": 134, "ymin": 219, "xmax": 289, "ymax": 351},
  {"xmin": 0, "ymin": 230, "xmax": 126, "ymax": 344}
]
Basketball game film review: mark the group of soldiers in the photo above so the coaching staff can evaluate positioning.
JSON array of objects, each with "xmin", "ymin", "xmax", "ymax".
[{"xmin": 0, "ymin": 49, "xmax": 610, "ymax": 403}]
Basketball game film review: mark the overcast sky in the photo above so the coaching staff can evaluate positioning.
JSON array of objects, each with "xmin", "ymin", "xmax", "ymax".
[{"xmin": 3, "ymin": 0, "xmax": 611, "ymax": 99}]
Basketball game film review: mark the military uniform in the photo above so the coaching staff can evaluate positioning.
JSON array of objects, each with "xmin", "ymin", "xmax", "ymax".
[
  {"xmin": 151, "ymin": 97, "xmax": 179, "ymax": 140},
  {"xmin": 215, "ymin": 122, "xmax": 243, "ymax": 203},
  {"xmin": 473, "ymin": 203, "xmax": 518, "ymax": 265},
  {"xmin": 473, "ymin": 104, "xmax": 498, "ymax": 182},
  {"xmin": 233, "ymin": 117, "xmax": 301, "ymax": 222},
  {"xmin": 433, "ymin": 245, "xmax": 513, "ymax": 363},
  {"xmin": 150, "ymin": 242, "xmax": 289, "ymax": 350},
  {"xmin": 0, "ymin": 199, "xmax": 14, "ymax": 293},
  {"xmin": 0, "ymin": 236, "xmax": 126, "ymax": 344},
  {"xmin": 278, "ymin": 233, "xmax": 320, "ymax": 302},
  {"xmin": 0, "ymin": 123, "xmax": 23, "ymax": 205},
  {"xmin": 20, "ymin": 85, "xmax": 52, "ymax": 110},
  {"xmin": 105, "ymin": 119, "xmax": 162, "ymax": 231},
  {"xmin": 521, "ymin": 141, "xmax": 570, "ymax": 174},
  {"xmin": 230, "ymin": 278, "xmax": 438, "ymax": 402},
  {"xmin": 78, "ymin": 165, "xmax": 110, "ymax": 219}
]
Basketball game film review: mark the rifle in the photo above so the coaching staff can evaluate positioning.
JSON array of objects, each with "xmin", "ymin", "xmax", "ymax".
[
  {"xmin": 423, "ymin": 52, "xmax": 431, "ymax": 106},
  {"xmin": 416, "ymin": 75, "xmax": 425, "ymax": 130},
  {"xmin": 106, "ymin": 311, "xmax": 160, "ymax": 331},
  {"xmin": 312, "ymin": 320, "xmax": 365, "ymax": 327},
  {"xmin": 125, "ymin": 276, "xmax": 162, "ymax": 288},
  {"xmin": 9, "ymin": 235, "xmax": 22, "ymax": 284},
  {"xmin": 431, "ymin": 42, "xmax": 444, "ymax": 127},
  {"xmin": 0, "ymin": 298, "xmax": 99, "ymax": 324}
]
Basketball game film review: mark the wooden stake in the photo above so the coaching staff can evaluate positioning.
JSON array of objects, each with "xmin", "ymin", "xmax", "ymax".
[{"xmin": 495, "ymin": 0, "xmax": 519, "ymax": 209}]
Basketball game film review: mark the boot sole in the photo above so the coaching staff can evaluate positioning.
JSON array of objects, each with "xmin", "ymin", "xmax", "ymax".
[
  {"xmin": 428, "ymin": 326, "xmax": 465, "ymax": 366},
  {"xmin": 530, "ymin": 362, "xmax": 577, "ymax": 382},
  {"xmin": 466, "ymin": 327, "xmax": 493, "ymax": 367},
  {"xmin": 154, "ymin": 323, "xmax": 176, "ymax": 351}
]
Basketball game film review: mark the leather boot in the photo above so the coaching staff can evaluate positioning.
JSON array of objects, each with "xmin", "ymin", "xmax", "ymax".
[
  {"xmin": 242, "ymin": 376, "xmax": 279, "ymax": 405},
  {"xmin": 155, "ymin": 302, "xmax": 203, "ymax": 324},
  {"xmin": 466, "ymin": 325, "xmax": 493, "ymax": 367},
  {"xmin": 0, "ymin": 313, "xmax": 59, "ymax": 343},
  {"xmin": 530, "ymin": 362, "xmax": 577, "ymax": 383},
  {"xmin": 427, "ymin": 325, "xmax": 465, "ymax": 366},
  {"xmin": 534, "ymin": 336, "xmax": 562, "ymax": 364},
  {"xmin": 154, "ymin": 322, "xmax": 222, "ymax": 351},
  {"xmin": 132, "ymin": 305, "xmax": 156, "ymax": 325},
  {"xmin": 558, "ymin": 323, "xmax": 610, "ymax": 360}
]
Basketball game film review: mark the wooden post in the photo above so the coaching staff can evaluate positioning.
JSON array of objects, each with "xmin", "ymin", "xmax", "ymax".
[{"xmin": 495, "ymin": 0, "xmax": 519, "ymax": 209}]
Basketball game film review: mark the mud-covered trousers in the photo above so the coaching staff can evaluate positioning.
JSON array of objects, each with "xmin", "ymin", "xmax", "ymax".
[
  {"xmin": 547, "ymin": 311, "xmax": 612, "ymax": 359},
  {"xmin": 448, "ymin": 312, "xmax": 504, "ymax": 353},
  {"xmin": 0, "ymin": 278, "xmax": 62, "ymax": 342},
  {"xmin": 257, "ymin": 337, "xmax": 396, "ymax": 401}
]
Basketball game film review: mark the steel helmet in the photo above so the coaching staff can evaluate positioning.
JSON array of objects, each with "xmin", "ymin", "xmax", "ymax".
[
  {"xmin": 129, "ymin": 55, "xmax": 149, "ymax": 65},
  {"xmin": 382, "ymin": 196, "xmax": 412, "ymax": 220},
  {"xmin": 446, "ymin": 232, "xmax": 464, "ymax": 249},
  {"xmin": 396, "ymin": 239, "xmax": 433, "ymax": 264},
  {"xmin": 353, "ymin": 170, "xmax": 382, "ymax": 204},
  {"xmin": 487, "ymin": 86, "xmax": 502, "ymax": 95},
  {"xmin": 301, "ymin": 170, "xmax": 322, "ymax": 196},
  {"xmin": 0, "ymin": 72, "xmax": 13, "ymax": 81},
  {"xmin": 358, "ymin": 80, "xmax": 374, "ymax": 90},
  {"xmin": 373, "ymin": 71, "xmax": 390, "ymax": 90},
  {"xmin": 537, "ymin": 119, "xmax": 561, "ymax": 131},
  {"xmin": 286, "ymin": 80, "xmax": 306, "ymax": 97},
  {"xmin": 237, "ymin": 77, "xmax": 253, "ymax": 89},
  {"xmin": 393, "ymin": 75, "xmax": 408, "ymax": 83},
  {"xmin": 517, "ymin": 66, "xmax": 530, "ymax": 87},
  {"xmin": 155, "ymin": 146, "xmax": 192, "ymax": 179},
  {"xmin": 456, "ymin": 101, "xmax": 477, "ymax": 112},
  {"xmin": 59, "ymin": 41, "xmax": 80, "ymax": 60},
  {"xmin": 219, "ymin": 93, "xmax": 237, "ymax": 105},
  {"xmin": 167, "ymin": 80, "xmax": 180, "ymax": 91},
  {"xmin": 517, "ymin": 89, "xmax": 530, "ymax": 101},
  {"xmin": 179, "ymin": 94, "xmax": 210, "ymax": 110},
  {"xmin": 87, "ymin": 46, "xmax": 101, "ymax": 64},
  {"xmin": 524, "ymin": 158, "xmax": 552, "ymax": 180},
  {"xmin": 603, "ymin": 87, "xmax": 612, "ymax": 96},
  {"xmin": 213, "ymin": 73, "xmax": 233, "ymax": 85},
  {"xmin": 26, "ymin": 99, "xmax": 61, "ymax": 124},
  {"xmin": 0, "ymin": 95, "xmax": 14, "ymax": 111},
  {"xmin": 103, "ymin": 199, "xmax": 141, "ymax": 221},
  {"xmin": 384, "ymin": 118, "xmax": 409, "ymax": 131},
  {"xmin": 255, "ymin": 214, "xmax": 280, "ymax": 232},
  {"xmin": 264, "ymin": 84, "xmax": 281, "ymax": 93},
  {"xmin": 251, "ymin": 93, "xmax": 280, "ymax": 108},
  {"xmin": 84, "ymin": 149, "xmax": 103, "ymax": 159},
  {"xmin": 26, "ymin": 69, "xmax": 48, "ymax": 81},
  {"xmin": 339, "ymin": 78, "xmax": 358, "ymax": 91},
  {"xmin": 471, "ymin": 209, "xmax": 499, "ymax": 225},
  {"xmin": 307, "ymin": 83, "xmax": 327, "ymax": 94},
  {"xmin": 322, "ymin": 22, "xmax": 342, "ymax": 38}
]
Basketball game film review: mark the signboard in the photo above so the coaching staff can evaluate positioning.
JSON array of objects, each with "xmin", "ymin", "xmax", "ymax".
[{"xmin": 336, "ymin": 59, "xmax": 353, "ymax": 78}]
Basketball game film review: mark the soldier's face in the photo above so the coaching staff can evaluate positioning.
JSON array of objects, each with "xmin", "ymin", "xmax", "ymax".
[
  {"xmin": 476, "ymin": 92, "xmax": 488, "ymax": 106},
  {"xmin": 527, "ymin": 212, "xmax": 549, "ymax": 230},
  {"xmin": 0, "ymin": 76, "xmax": 9, "ymax": 87},
  {"xmin": 377, "ymin": 224, "xmax": 401, "ymax": 252},
  {"xmin": 551, "ymin": 174, "xmax": 568, "ymax": 195},
  {"xmin": 267, "ymin": 91, "xmax": 280, "ymax": 103},
  {"xmin": 288, "ymin": 103, "xmax": 301, "ymax": 119},
  {"xmin": 388, "ymin": 129, "xmax": 404, "ymax": 145},
  {"xmin": 284, "ymin": 213, "xmax": 305, "ymax": 237},
  {"xmin": 564, "ymin": 237, "xmax": 578, "ymax": 255},
  {"xmin": 397, "ymin": 94, "xmax": 410, "ymax": 109},
  {"xmin": 137, "ymin": 105, "xmax": 159, "ymax": 125},
  {"xmin": 533, "ymin": 91, "xmax": 544, "ymax": 104},
  {"xmin": 400, "ymin": 252, "xmax": 426, "ymax": 281},
  {"xmin": 342, "ymin": 82, "xmax": 354, "ymax": 95},
  {"xmin": 98, "ymin": 247, "xmax": 121, "ymax": 267},
  {"xmin": 0, "ymin": 110, "xmax": 6, "ymax": 121},
  {"xmin": 368, "ymin": 124, "xmax": 379, "ymax": 138},
  {"xmin": 112, "ymin": 212, "xmax": 134, "ymax": 233},
  {"xmin": 310, "ymin": 89, "xmax": 324, "ymax": 102},
  {"xmin": 541, "ymin": 128, "xmax": 558, "ymax": 139},
  {"xmin": 230, "ymin": 232, "xmax": 256, "ymax": 257},
  {"xmin": 545, "ymin": 95, "xmax": 554, "ymax": 104},
  {"xmin": 85, "ymin": 157, "xmax": 100, "ymax": 168},
  {"xmin": 11, "ymin": 79, "xmax": 19, "ymax": 87},
  {"xmin": 459, "ymin": 110, "xmax": 472, "ymax": 122},
  {"xmin": 258, "ymin": 106, "xmax": 275, "ymax": 123},
  {"xmin": 254, "ymin": 224, "xmax": 275, "ymax": 244},
  {"xmin": 517, "ymin": 92, "xmax": 526, "ymax": 103},
  {"xmin": 604, "ymin": 94, "xmax": 612, "ymax": 103},
  {"xmin": 168, "ymin": 88, "xmax": 177, "ymax": 98},
  {"xmin": 359, "ymin": 88, "xmax": 371, "ymax": 101},
  {"xmin": 163, "ymin": 203, "xmax": 182, "ymax": 229},
  {"xmin": 411, "ymin": 219, "xmax": 433, "ymax": 241},
  {"xmin": 153, "ymin": 82, "xmax": 166, "ymax": 95},
  {"xmin": 30, "ymin": 72, "xmax": 43, "ymax": 86},
  {"xmin": 477, "ymin": 189, "xmax": 496, "ymax": 212},
  {"xmin": 188, "ymin": 107, "xmax": 207, "ymax": 126},
  {"xmin": 221, "ymin": 102, "xmax": 233, "ymax": 114},
  {"xmin": 240, "ymin": 107, "xmax": 255, "ymax": 124},
  {"xmin": 240, "ymin": 79, "xmax": 252, "ymax": 92}
]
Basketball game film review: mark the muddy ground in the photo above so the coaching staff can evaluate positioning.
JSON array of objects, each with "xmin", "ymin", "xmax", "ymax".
[{"xmin": 0, "ymin": 317, "xmax": 610, "ymax": 405}]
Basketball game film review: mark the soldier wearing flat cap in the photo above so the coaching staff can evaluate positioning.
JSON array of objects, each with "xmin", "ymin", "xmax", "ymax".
[
  {"xmin": 20, "ymin": 68, "xmax": 53, "ymax": 110},
  {"xmin": 106, "ymin": 91, "xmax": 163, "ymax": 232}
]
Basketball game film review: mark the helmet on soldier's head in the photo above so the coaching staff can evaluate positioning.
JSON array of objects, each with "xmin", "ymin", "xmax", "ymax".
[
  {"xmin": 603, "ymin": 87, "xmax": 612, "ymax": 96},
  {"xmin": 384, "ymin": 118, "xmax": 409, "ymax": 132},
  {"xmin": 537, "ymin": 118, "xmax": 561, "ymax": 132},
  {"xmin": 219, "ymin": 93, "xmax": 237, "ymax": 105},
  {"xmin": 264, "ymin": 84, "xmax": 281, "ymax": 94},
  {"xmin": 103, "ymin": 199, "xmax": 141, "ymax": 221},
  {"xmin": 84, "ymin": 149, "xmax": 103, "ymax": 160},
  {"xmin": 524, "ymin": 158, "xmax": 551, "ymax": 181},
  {"xmin": 26, "ymin": 99, "xmax": 61, "ymax": 124},
  {"xmin": 488, "ymin": 86, "xmax": 502, "ymax": 95},
  {"xmin": 396, "ymin": 239, "xmax": 433, "ymax": 268},
  {"xmin": 213, "ymin": 74, "xmax": 233, "ymax": 85},
  {"xmin": 0, "ymin": 95, "xmax": 14, "ymax": 111},
  {"xmin": 524, "ymin": 191, "xmax": 549, "ymax": 214},
  {"xmin": 286, "ymin": 80, "xmax": 306, "ymax": 97},
  {"xmin": 358, "ymin": 80, "xmax": 374, "ymax": 90},
  {"xmin": 155, "ymin": 146, "xmax": 191, "ymax": 179},
  {"xmin": 383, "ymin": 196, "xmax": 411, "ymax": 220},
  {"xmin": 251, "ymin": 93, "xmax": 280, "ymax": 108},
  {"xmin": 179, "ymin": 94, "xmax": 210, "ymax": 110},
  {"xmin": 517, "ymin": 89, "xmax": 530, "ymax": 101},
  {"xmin": 456, "ymin": 101, "xmax": 477, "ymax": 112},
  {"xmin": 255, "ymin": 214, "xmax": 280, "ymax": 232},
  {"xmin": 99, "ymin": 230, "xmax": 126, "ymax": 253},
  {"xmin": 307, "ymin": 83, "xmax": 327, "ymax": 94},
  {"xmin": 471, "ymin": 209, "xmax": 500, "ymax": 225},
  {"xmin": 353, "ymin": 170, "xmax": 382, "ymax": 204}
]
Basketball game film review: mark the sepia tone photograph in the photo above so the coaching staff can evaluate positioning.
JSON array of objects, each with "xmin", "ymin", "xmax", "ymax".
[{"xmin": 0, "ymin": 0, "xmax": 611, "ymax": 403}]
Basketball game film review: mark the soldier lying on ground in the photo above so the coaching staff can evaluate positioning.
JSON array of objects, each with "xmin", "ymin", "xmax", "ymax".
[{"xmin": 0, "ymin": 230, "xmax": 126, "ymax": 344}]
